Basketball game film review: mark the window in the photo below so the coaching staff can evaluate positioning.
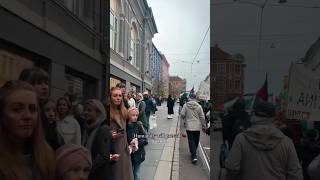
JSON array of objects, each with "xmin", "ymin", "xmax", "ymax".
[
  {"xmin": 235, "ymin": 80, "xmax": 240, "ymax": 90},
  {"xmin": 0, "ymin": 50, "xmax": 34, "ymax": 87},
  {"xmin": 217, "ymin": 63, "xmax": 226, "ymax": 74},
  {"xmin": 63, "ymin": 0, "xmax": 93, "ymax": 23},
  {"xmin": 110, "ymin": 10, "xmax": 117, "ymax": 50},
  {"xmin": 235, "ymin": 64, "xmax": 241, "ymax": 74},
  {"xmin": 130, "ymin": 23, "xmax": 138, "ymax": 67}
]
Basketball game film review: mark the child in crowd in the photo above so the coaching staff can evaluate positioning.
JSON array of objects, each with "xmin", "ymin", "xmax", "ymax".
[
  {"xmin": 127, "ymin": 107, "xmax": 148, "ymax": 180},
  {"xmin": 42, "ymin": 99, "xmax": 65, "ymax": 150},
  {"xmin": 56, "ymin": 144, "xmax": 92, "ymax": 180}
]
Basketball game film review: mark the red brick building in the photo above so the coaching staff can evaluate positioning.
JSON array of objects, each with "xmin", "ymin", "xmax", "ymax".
[
  {"xmin": 169, "ymin": 76, "xmax": 186, "ymax": 98},
  {"xmin": 212, "ymin": 45, "xmax": 246, "ymax": 108}
]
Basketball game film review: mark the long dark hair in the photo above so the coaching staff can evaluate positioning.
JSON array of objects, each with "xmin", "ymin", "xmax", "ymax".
[
  {"xmin": 0, "ymin": 80, "xmax": 56, "ymax": 180},
  {"xmin": 19, "ymin": 67, "xmax": 49, "ymax": 85}
]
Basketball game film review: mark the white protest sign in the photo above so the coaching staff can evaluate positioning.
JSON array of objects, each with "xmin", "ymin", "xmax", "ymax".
[{"xmin": 286, "ymin": 63, "xmax": 320, "ymax": 121}]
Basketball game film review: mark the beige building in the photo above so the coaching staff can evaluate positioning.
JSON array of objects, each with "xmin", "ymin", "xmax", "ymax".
[
  {"xmin": 161, "ymin": 54, "xmax": 170, "ymax": 98},
  {"xmin": 169, "ymin": 76, "xmax": 186, "ymax": 99}
]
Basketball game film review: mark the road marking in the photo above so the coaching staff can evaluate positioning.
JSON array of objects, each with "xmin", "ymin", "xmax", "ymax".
[{"xmin": 199, "ymin": 142, "xmax": 210, "ymax": 173}]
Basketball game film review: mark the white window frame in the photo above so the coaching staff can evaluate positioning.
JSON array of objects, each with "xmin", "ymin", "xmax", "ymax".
[{"xmin": 110, "ymin": 10, "xmax": 118, "ymax": 51}]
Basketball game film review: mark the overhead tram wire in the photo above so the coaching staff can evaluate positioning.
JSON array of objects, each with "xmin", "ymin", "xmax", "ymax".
[{"xmin": 192, "ymin": 25, "xmax": 210, "ymax": 64}]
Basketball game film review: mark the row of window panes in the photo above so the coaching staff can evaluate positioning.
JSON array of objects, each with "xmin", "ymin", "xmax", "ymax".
[{"xmin": 216, "ymin": 64, "xmax": 241, "ymax": 74}]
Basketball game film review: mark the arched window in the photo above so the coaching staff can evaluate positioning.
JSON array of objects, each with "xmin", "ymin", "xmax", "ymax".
[
  {"xmin": 130, "ymin": 22, "xmax": 138, "ymax": 67},
  {"xmin": 146, "ymin": 43, "xmax": 151, "ymax": 72},
  {"xmin": 110, "ymin": 0, "xmax": 124, "ymax": 52}
]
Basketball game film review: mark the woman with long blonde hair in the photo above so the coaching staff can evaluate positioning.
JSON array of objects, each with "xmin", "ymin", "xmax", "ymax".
[
  {"xmin": 109, "ymin": 87, "xmax": 134, "ymax": 180},
  {"xmin": 0, "ymin": 80, "xmax": 56, "ymax": 180}
]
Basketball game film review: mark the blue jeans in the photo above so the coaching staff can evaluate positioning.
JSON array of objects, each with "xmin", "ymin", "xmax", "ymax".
[{"xmin": 133, "ymin": 163, "xmax": 141, "ymax": 180}]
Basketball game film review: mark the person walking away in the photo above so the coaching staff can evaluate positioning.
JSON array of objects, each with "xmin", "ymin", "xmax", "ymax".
[
  {"xmin": 109, "ymin": 87, "xmax": 134, "ymax": 180},
  {"xmin": 116, "ymin": 83, "xmax": 129, "ymax": 109},
  {"xmin": 295, "ymin": 128, "xmax": 320, "ymax": 180},
  {"xmin": 56, "ymin": 144, "xmax": 92, "ymax": 180},
  {"xmin": 179, "ymin": 93, "xmax": 188, "ymax": 114},
  {"xmin": 136, "ymin": 93, "xmax": 148, "ymax": 131},
  {"xmin": 42, "ymin": 99, "xmax": 65, "ymax": 150},
  {"xmin": 143, "ymin": 92, "xmax": 154, "ymax": 131},
  {"xmin": 56, "ymin": 97, "xmax": 82, "ymax": 145},
  {"xmin": 180, "ymin": 93, "xmax": 207, "ymax": 164},
  {"xmin": 127, "ymin": 107, "xmax": 148, "ymax": 180},
  {"xmin": 0, "ymin": 80, "xmax": 56, "ymax": 180},
  {"xmin": 82, "ymin": 99, "xmax": 113, "ymax": 180},
  {"xmin": 167, "ymin": 95, "xmax": 175, "ymax": 119},
  {"xmin": 222, "ymin": 98, "xmax": 251, "ymax": 150},
  {"xmin": 225, "ymin": 102, "xmax": 303, "ymax": 180}
]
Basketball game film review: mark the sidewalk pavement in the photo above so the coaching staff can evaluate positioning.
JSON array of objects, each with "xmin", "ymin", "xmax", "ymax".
[
  {"xmin": 140, "ymin": 103, "xmax": 180, "ymax": 180},
  {"xmin": 140, "ymin": 103, "xmax": 210, "ymax": 180},
  {"xmin": 212, "ymin": 130, "xmax": 226, "ymax": 180},
  {"xmin": 179, "ymin": 115, "xmax": 210, "ymax": 180}
]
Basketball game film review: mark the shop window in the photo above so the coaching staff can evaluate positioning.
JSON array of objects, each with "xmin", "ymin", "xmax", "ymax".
[{"xmin": 0, "ymin": 50, "xmax": 34, "ymax": 87}]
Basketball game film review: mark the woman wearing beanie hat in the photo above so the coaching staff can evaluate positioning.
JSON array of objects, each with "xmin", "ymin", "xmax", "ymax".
[
  {"xmin": 56, "ymin": 144, "xmax": 92, "ymax": 180},
  {"xmin": 82, "ymin": 99, "xmax": 113, "ymax": 180}
]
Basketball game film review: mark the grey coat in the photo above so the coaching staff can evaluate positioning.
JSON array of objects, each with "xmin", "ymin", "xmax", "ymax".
[
  {"xmin": 225, "ymin": 115, "xmax": 303, "ymax": 180},
  {"xmin": 180, "ymin": 100, "xmax": 206, "ymax": 131}
]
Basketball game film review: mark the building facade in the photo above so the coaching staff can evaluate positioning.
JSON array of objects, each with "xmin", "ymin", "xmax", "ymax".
[
  {"xmin": 212, "ymin": 45, "xmax": 246, "ymax": 108},
  {"xmin": 151, "ymin": 43, "xmax": 163, "ymax": 95},
  {"xmin": 110, "ymin": 0, "xmax": 158, "ymax": 93},
  {"xmin": 0, "ymin": 0, "xmax": 108, "ymax": 102},
  {"xmin": 169, "ymin": 76, "xmax": 186, "ymax": 99},
  {"xmin": 161, "ymin": 53, "xmax": 170, "ymax": 98}
]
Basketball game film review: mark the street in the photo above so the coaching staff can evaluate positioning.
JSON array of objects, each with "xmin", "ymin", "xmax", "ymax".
[{"xmin": 140, "ymin": 103, "xmax": 210, "ymax": 180}]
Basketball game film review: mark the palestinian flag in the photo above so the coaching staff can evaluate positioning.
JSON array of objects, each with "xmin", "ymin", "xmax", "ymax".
[{"xmin": 256, "ymin": 74, "xmax": 268, "ymax": 102}]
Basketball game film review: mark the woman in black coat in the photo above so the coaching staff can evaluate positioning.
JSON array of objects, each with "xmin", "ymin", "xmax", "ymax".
[
  {"xmin": 82, "ymin": 99, "xmax": 113, "ymax": 180},
  {"xmin": 167, "ymin": 95, "xmax": 175, "ymax": 119}
]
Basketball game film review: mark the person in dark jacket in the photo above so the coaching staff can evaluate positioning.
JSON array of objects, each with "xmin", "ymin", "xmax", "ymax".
[
  {"xmin": 222, "ymin": 98, "xmax": 251, "ymax": 150},
  {"xmin": 143, "ymin": 92, "xmax": 154, "ymax": 130},
  {"xmin": 136, "ymin": 93, "xmax": 148, "ymax": 130},
  {"xmin": 127, "ymin": 107, "xmax": 148, "ymax": 180},
  {"xmin": 167, "ymin": 95, "xmax": 175, "ymax": 119},
  {"xmin": 82, "ymin": 99, "xmax": 112, "ymax": 180},
  {"xmin": 295, "ymin": 128, "xmax": 320, "ymax": 180},
  {"xmin": 179, "ymin": 93, "xmax": 188, "ymax": 114},
  {"xmin": 42, "ymin": 99, "xmax": 65, "ymax": 150}
]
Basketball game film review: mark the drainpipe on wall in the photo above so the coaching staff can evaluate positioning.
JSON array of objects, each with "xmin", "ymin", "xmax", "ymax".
[
  {"xmin": 100, "ymin": 0, "xmax": 109, "ymax": 114},
  {"xmin": 141, "ymin": 17, "xmax": 146, "ymax": 92}
]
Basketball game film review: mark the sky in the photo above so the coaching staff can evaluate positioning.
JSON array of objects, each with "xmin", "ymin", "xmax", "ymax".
[
  {"xmin": 212, "ymin": 0, "xmax": 320, "ymax": 95},
  {"xmin": 147, "ymin": 0, "xmax": 210, "ymax": 91}
]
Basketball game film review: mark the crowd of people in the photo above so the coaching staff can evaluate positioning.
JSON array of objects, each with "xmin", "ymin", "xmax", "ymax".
[
  {"xmin": 0, "ymin": 67, "xmax": 164, "ymax": 180},
  {"xmin": 218, "ymin": 98, "xmax": 320, "ymax": 180}
]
